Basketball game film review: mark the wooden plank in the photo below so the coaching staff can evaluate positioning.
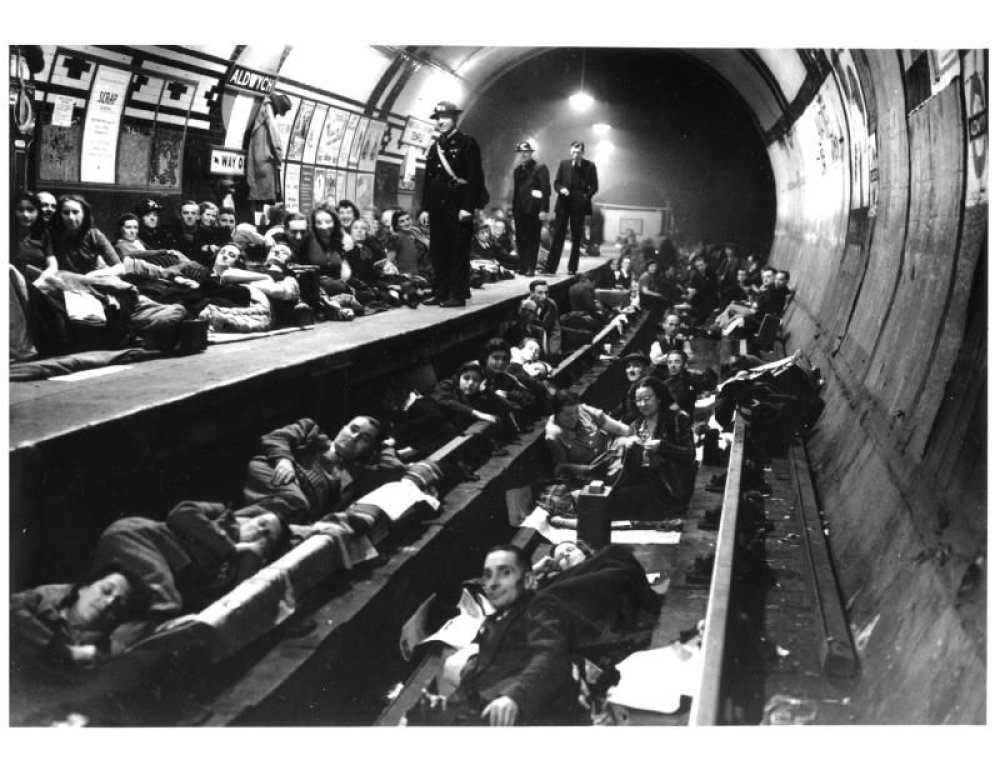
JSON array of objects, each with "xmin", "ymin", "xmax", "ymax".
[
  {"xmin": 375, "ymin": 653, "xmax": 442, "ymax": 726},
  {"xmin": 788, "ymin": 439, "xmax": 859, "ymax": 678},
  {"xmin": 689, "ymin": 416, "xmax": 746, "ymax": 726}
]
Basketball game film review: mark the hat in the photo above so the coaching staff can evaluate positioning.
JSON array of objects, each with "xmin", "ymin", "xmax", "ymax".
[
  {"xmin": 514, "ymin": 141, "xmax": 535, "ymax": 152},
  {"xmin": 270, "ymin": 93, "xmax": 293, "ymax": 116},
  {"xmin": 430, "ymin": 101, "xmax": 462, "ymax": 119},
  {"xmin": 622, "ymin": 351, "xmax": 651, "ymax": 366},
  {"xmin": 135, "ymin": 198, "xmax": 164, "ymax": 216}
]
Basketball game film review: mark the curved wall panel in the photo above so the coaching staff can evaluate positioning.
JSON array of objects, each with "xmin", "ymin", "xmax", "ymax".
[{"xmin": 771, "ymin": 50, "xmax": 986, "ymax": 723}]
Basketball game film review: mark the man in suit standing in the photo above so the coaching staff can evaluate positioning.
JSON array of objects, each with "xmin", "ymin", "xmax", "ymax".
[
  {"xmin": 419, "ymin": 101, "xmax": 487, "ymax": 308},
  {"xmin": 546, "ymin": 141, "xmax": 599, "ymax": 275},
  {"xmin": 510, "ymin": 141, "xmax": 551, "ymax": 276}
]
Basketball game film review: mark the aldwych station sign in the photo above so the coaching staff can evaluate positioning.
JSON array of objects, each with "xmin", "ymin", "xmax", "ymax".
[{"xmin": 226, "ymin": 65, "xmax": 276, "ymax": 97}]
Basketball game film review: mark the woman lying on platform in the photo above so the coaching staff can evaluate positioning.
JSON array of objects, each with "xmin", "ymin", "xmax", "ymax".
[
  {"xmin": 87, "ymin": 499, "xmax": 294, "ymax": 635},
  {"xmin": 531, "ymin": 539, "xmax": 594, "ymax": 583},
  {"xmin": 10, "ymin": 565, "xmax": 148, "ymax": 676}
]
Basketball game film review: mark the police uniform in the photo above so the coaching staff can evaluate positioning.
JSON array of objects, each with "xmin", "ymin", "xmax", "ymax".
[
  {"xmin": 511, "ymin": 141, "xmax": 551, "ymax": 276},
  {"xmin": 421, "ymin": 102, "xmax": 486, "ymax": 305}
]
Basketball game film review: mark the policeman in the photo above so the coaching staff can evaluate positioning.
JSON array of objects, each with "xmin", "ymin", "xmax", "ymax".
[
  {"xmin": 511, "ymin": 141, "xmax": 551, "ymax": 277},
  {"xmin": 419, "ymin": 101, "xmax": 487, "ymax": 308}
]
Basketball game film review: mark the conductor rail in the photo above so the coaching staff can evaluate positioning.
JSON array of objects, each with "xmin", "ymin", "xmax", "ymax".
[{"xmin": 688, "ymin": 415, "xmax": 747, "ymax": 725}]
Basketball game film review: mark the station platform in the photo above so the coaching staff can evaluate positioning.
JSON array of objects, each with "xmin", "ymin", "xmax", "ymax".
[{"xmin": 9, "ymin": 253, "xmax": 613, "ymax": 587}]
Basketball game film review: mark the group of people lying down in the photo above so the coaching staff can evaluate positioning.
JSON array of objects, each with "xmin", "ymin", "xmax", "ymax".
[{"xmin": 10, "ymin": 413, "xmax": 437, "ymax": 682}]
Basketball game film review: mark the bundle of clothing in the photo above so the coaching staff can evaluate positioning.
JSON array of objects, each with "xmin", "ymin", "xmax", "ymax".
[{"xmin": 714, "ymin": 350, "xmax": 824, "ymax": 451}]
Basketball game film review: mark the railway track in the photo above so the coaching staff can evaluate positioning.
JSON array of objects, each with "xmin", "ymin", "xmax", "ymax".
[{"xmin": 12, "ymin": 304, "xmax": 858, "ymax": 727}]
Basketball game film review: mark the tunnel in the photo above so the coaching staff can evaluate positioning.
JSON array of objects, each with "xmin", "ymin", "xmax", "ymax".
[{"xmin": 8, "ymin": 44, "xmax": 987, "ymax": 725}]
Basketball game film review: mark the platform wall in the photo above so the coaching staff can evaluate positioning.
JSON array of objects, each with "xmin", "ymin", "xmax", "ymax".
[{"xmin": 768, "ymin": 50, "xmax": 987, "ymax": 722}]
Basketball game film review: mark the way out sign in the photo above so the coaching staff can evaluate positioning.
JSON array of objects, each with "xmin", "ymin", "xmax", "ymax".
[{"xmin": 210, "ymin": 147, "xmax": 246, "ymax": 176}]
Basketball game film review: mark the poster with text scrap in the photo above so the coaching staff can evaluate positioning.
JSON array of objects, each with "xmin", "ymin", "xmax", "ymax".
[
  {"xmin": 284, "ymin": 163, "xmax": 301, "ymax": 213},
  {"xmin": 80, "ymin": 65, "xmax": 130, "ymax": 183},
  {"xmin": 299, "ymin": 166, "xmax": 315, "ymax": 214}
]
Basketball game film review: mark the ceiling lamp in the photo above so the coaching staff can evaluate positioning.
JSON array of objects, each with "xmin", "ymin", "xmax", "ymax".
[
  {"xmin": 569, "ymin": 91, "xmax": 595, "ymax": 111},
  {"xmin": 569, "ymin": 50, "xmax": 594, "ymax": 112}
]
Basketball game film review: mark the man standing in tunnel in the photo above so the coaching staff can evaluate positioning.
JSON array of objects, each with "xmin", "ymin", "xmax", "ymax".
[
  {"xmin": 511, "ymin": 141, "xmax": 551, "ymax": 276},
  {"xmin": 546, "ymin": 141, "xmax": 599, "ymax": 275},
  {"xmin": 420, "ymin": 101, "xmax": 487, "ymax": 308}
]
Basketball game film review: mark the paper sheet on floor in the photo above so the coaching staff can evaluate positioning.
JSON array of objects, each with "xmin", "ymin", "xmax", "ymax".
[
  {"xmin": 48, "ymin": 364, "xmax": 132, "ymax": 381},
  {"xmin": 418, "ymin": 587, "xmax": 494, "ymax": 649},
  {"xmin": 607, "ymin": 642, "xmax": 703, "ymax": 714},
  {"xmin": 520, "ymin": 507, "xmax": 681, "ymax": 545}
]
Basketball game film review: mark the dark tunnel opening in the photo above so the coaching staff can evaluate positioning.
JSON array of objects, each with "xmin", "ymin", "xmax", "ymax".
[{"xmin": 462, "ymin": 47, "xmax": 777, "ymax": 254}]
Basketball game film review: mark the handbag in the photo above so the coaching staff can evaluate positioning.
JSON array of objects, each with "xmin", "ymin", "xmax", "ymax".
[{"xmin": 63, "ymin": 290, "xmax": 107, "ymax": 326}]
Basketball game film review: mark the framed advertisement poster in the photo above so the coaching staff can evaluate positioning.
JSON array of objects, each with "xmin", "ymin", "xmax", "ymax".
[
  {"xmin": 287, "ymin": 101, "xmax": 315, "ymax": 162},
  {"xmin": 284, "ymin": 163, "xmax": 301, "ymax": 213},
  {"xmin": 316, "ymin": 107, "xmax": 348, "ymax": 167},
  {"xmin": 302, "ymin": 104, "xmax": 328, "ymax": 166},
  {"xmin": 337, "ymin": 113, "xmax": 361, "ymax": 168}
]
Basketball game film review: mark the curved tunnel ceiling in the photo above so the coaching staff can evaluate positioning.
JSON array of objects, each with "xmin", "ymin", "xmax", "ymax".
[{"xmin": 273, "ymin": 44, "xmax": 805, "ymax": 139}]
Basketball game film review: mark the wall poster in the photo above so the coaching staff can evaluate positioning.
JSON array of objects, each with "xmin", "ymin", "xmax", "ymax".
[
  {"xmin": 299, "ymin": 166, "xmax": 315, "ymax": 214},
  {"xmin": 284, "ymin": 162, "xmax": 301, "ymax": 213},
  {"xmin": 358, "ymin": 119, "xmax": 386, "ymax": 172},
  {"xmin": 287, "ymin": 101, "xmax": 315, "ymax": 162},
  {"xmin": 302, "ymin": 104, "xmax": 328, "ymax": 165},
  {"xmin": 337, "ymin": 113, "xmax": 361, "ymax": 168},
  {"xmin": 348, "ymin": 116, "xmax": 369, "ymax": 168},
  {"xmin": 355, "ymin": 172, "xmax": 374, "ymax": 211},
  {"xmin": 80, "ymin": 64, "xmax": 131, "ymax": 183},
  {"xmin": 316, "ymin": 107, "xmax": 348, "ymax": 166}
]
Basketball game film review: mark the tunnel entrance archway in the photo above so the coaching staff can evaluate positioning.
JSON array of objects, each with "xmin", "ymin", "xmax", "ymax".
[{"xmin": 450, "ymin": 47, "xmax": 777, "ymax": 254}]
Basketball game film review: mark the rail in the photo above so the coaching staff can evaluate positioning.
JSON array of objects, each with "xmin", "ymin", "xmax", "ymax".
[{"xmin": 688, "ymin": 414, "xmax": 746, "ymax": 725}]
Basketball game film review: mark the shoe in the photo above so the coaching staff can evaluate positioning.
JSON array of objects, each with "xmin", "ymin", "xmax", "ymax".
[
  {"xmin": 439, "ymin": 298, "xmax": 467, "ymax": 307},
  {"xmin": 698, "ymin": 507, "xmax": 722, "ymax": 531},
  {"xmin": 423, "ymin": 295, "xmax": 443, "ymax": 305}
]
